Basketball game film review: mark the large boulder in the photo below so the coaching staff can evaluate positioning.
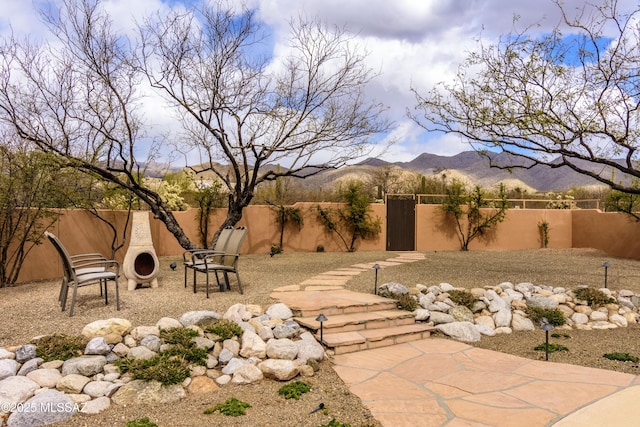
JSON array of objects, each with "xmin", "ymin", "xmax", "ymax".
[
  {"xmin": 82, "ymin": 318, "xmax": 132, "ymax": 339},
  {"xmin": 111, "ymin": 380, "xmax": 186, "ymax": 405},
  {"xmin": 435, "ymin": 322, "xmax": 481, "ymax": 342},
  {"xmin": 6, "ymin": 389, "xmax": 76, "ymax": 427}
]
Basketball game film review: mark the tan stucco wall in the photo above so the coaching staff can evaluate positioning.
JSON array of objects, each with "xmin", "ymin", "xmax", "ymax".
[
  {"xmin": 572, "ymin": 210, "xmax": 640, "ymax": 260},
  {"xmin": 15, "ymin": 205, "xmax": 639, "ymax": 284}
]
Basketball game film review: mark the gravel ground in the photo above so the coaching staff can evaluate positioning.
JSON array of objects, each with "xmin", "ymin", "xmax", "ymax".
[{"xmin": 2, "ymin": 248, "xmax": 640, "ymax": 426}]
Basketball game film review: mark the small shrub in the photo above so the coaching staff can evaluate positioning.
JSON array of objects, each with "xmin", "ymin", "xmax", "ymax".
[
  {"xmin": 125, "ymin": 417, "xmax": 158, "ymax": 427},
  {"xmin": 161, "ymin": 345, "xmax": 208, "ymax": 366},
  {"xmin": 551, "ymin": 333, "xmax": 571, "ymax": 339},
  {"xmin": 574, "ymin": 287, "xmax": 616, "ymax": 307},
  {"xmin": 203, "ymin": 319, "xmax": 243, "ymax": 340},
  {"xmin": 525, "ymin": 306, "xmax": 566, "ymax": 326},
  {"xmin": 603, "ymin": 352, "xmax": 639, "ymax": 363},
  {"xmin": 115, "ymin": 355, "xmax": 190, "ymax": 386},
  {"xmin": 159, "ymin": 327, "xmax": 199, "ymax": 347},
  {"xmin": 447, "ymin": 289, "xmax": 476, "ymax": 310},
  {"xmin": 278, "ymin": 381, "xmax": 312, "ymax": 400},
  {"xmin": 318, "ymin": 420, "xmax": 352, "ymax": 427},
  {"xmin": 32, "ymin": 334, "xmax": 87, "ymax": 362},
  {"xmin": 378, "ymin": 291, "xmax": 418, "ymax": 312},
  {"xmin": 204, "ymin": 397, "xmax": 251, "ymax": 416},
  {"xmin": 533, "ymin": 343, "xmax": 569, "ymax": 353}
]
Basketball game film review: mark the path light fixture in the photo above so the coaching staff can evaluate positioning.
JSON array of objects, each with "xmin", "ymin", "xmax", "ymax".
[
  {"xmin": 603, "ymin": 261, "xmax": 610, "ymax": 288},
  {"xmin": 315, "ymin": 313, "xmax": 328, "ymax": 344},
  {"xmin": 540, "ymin": 317, "xmax": 554, "ymax": 361},
  {"xmin": 372, "ymin": 264, "xmax": 380, "ymax": 295}
]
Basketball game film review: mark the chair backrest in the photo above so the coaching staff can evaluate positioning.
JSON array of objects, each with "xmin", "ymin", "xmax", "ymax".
[
  {"xmin": 45, "ymin": 231, "xmax": 74, "ymax": 280},
  {"xmin": 221, "ymin": 227, "xmax": 248, "ymax": 267},
  {"xmin": 213, "ymin": 226, "xmax": 234, "ymax": 252}
]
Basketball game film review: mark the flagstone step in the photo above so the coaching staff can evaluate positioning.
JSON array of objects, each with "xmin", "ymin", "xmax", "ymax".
[
  {"xmin": 295, "ymin": 309, "xmax": 415, "ymax": 334},
  {"xmin": 273, "ymin": 289, "xmax": 399, "ymax": 317},
  {"xmin": 319, "ymin": 323, "xmax": 436, "ymax": 354}
]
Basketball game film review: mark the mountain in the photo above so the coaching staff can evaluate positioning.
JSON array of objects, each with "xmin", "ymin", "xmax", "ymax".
[{"xmin": 349, "ymin": 151, "xmax": 621, "ymax": 192}]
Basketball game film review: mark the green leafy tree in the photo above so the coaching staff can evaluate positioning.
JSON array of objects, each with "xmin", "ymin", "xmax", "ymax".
[
  {"xmin": 605, "ymin": 179, "xmax": 640, "ymax": 220},
  {"xmin": 317, "ymin": 181, "xmax": 382, "ymax": 252},
  {"xmin": 441, "ymin": 181, "xmax": 508, "ymax": 251}
]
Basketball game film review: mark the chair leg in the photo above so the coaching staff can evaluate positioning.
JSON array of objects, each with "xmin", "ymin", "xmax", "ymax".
[
  {"xmin": 193, "ymin": 269, "xmax": 197, "ymax": 294},
  {"xmin": 104, "ymin": 280, "xmax": 109, "ymax": 305},
  {"xmin": 214, "ymin": 271, "xmax": 223, "ymax": 292},
  {"xmin": 223, "ymin": 272, "xmax": 231, "ymax": 291},
  {"xmin": 205, "ymin": 271, "xmax": 210, "ymax": 299},
  {"xmin": 235, "ymin": 271, "xmax": 244, "ymax": 295},
  {"xmin": 69, "ymin": 284, "xmax": 79, "ymax": 317},
  {"xmin": 184, "ymin": 267, "xmax": 188, "ymax": 288},
  {"xmin": 115, "ymin": 278, "xmax": 120, "ymax": 311}
]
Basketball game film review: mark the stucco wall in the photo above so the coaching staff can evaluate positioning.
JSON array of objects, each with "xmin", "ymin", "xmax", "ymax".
[
  {"xmin": 572, "ymin": 210, "xmax": 640, "ymax": 260},
  {"xmin": 15, "ymin": 205, "xmax": 637, "ymax": 284}
]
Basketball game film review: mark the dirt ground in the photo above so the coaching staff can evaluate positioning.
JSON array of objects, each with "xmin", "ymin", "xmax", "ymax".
[{"xmin": 2, "ymin": 248, "xmax": 640, "ymax": 426}]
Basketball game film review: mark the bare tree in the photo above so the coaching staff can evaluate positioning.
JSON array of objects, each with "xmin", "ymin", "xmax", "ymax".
[
  {"xmin": 0, "ymin": 0, "xmax": 196, "ymax": 248},
  {"xmin": 137, "ymin": 3, "xmax": 390, "ymax": 241},
  {"xmin": 0, "ymin": 0, "xmax": 388, "ymax": 249},
  {"xmin": 410, "ymin": 0, "xmax": 640, "ymax": 194}
]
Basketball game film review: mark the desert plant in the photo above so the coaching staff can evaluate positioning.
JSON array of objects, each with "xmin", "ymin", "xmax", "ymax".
[
  {"xmin": 538, "ymin": 220, "xmax": 550, "ymax": 248},
  {"xmin": 318, "ymin": 420, "xmax": 352, "ymax": 427},
  {"xmin": 551, "ymin": 333, "xmax": 571, "ymax": 339},
  {"xmin": 204, "ymin": 319, "xmax": 243, "ymax": 340},
  {"xmin": 603, "ymin": 352, "xmax": 639, "ymax": 363},
  {"xmin": 574, "ymin": 287, "xmax": 616, "ymax": 307},
  {"xmin": 378, "ymin": 291, "xmax": 418, "ymax": 312},
  {"xmin": 204, "ymin": 397, "xmax": 252, "ymax": 416},
  {"xmin": 534, "ymin": 343, "xmax": 569, "ymax": 353},
  {"xmin": 159, "ymin": 327, "xmax": 199, "ymax": 347},
  {"xmin": 115, "ymin": 354, "xmax": 192, "ymax": 386},
  {"xmin": 33, "ymin": 334, "xmax": 87, "ymax": 362},
  {"xmin": 270, "ymin": 204, "xmax": 304, "ymax": 252},
  {"xmin": 316, "ymin": 181, "xmax": 382, "ymax": 252},
  {"xmin": 447, "ymin": 289, "xmax": 476, "ymax": 310},
  {"xmin": 441, "ymin": 181, "xmax": 508, "ymax": 251},
  {"xmin": 125, "ymin": 418, "xmax": 158, "ymax": 427},
  {"xmin": 525, "ymin": 306, "xmax": 566, "ymax": 327},
  {"xmin": 278, "ymin": 381, "xmax": 312, "ymax": 400}
]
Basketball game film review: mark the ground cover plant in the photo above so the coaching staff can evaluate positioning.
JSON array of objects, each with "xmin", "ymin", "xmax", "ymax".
[{"xmin": 204, "ymin": 397, "xmax": 252, "ymax": 416}]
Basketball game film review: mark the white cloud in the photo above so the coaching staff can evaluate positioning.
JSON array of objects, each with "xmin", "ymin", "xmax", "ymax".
[{"xmin": 2, "ymin": 0, "xmax": 639, "ymax": 164}]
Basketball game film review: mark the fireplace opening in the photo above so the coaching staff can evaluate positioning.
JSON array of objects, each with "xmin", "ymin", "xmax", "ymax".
[{"xmin": 134, "ymin": 251, "xmax": 157, "ymax": 278}]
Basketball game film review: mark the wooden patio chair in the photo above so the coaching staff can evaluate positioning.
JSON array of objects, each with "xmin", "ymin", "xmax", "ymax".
[
  {"xmin": 182, "ymin": 226, "xmax": 234, "ymax": 290},
  {"xmin": 191, "ymin": 227, "xmax": 248, "ymax": 297},
  {"xmin": 45, "ymin": 231, "xmax": 120, "ymax": 316}
]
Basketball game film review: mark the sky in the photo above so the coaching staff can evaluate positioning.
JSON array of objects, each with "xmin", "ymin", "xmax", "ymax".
[{"xmin": 1, "ymin": 0, "xmax": 638, "ymax": 163}]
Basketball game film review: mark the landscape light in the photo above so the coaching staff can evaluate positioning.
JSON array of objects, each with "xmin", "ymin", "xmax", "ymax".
[
  {"xmin": 603, "ymin": 261, "xmax": 610, "ymax": 289},
  {"xmin": 540, "ymin": 318, "xmax": 554, "ymax": 361},
  {"xmin": 315, "ymin": 313, "xmax": 328, "ymax": 344},
  {"xmin": 372, "ymin": 264, "xmax": 380, "ymax": 295}
]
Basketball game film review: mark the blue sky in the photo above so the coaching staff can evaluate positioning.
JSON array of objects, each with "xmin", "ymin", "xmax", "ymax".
[{"xmin": 1, "ymin": 0, "xmax": 638, "ymax": 163}]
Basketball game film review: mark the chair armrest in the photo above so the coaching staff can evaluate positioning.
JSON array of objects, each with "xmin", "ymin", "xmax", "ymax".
[{"xmin": 72, "ymin": 259, "xmax": 119, "ymax": 271}]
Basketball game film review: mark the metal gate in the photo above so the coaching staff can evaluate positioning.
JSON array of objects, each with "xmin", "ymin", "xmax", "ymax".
[{"xmin": 386, "ymin": 195, "xmax": 416, "ymax": 251}]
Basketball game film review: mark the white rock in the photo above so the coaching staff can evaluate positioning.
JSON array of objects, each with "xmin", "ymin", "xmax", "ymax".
[
  {"xmin": 221, "ymin": 358, "xmax": 248, "ymax": 375},
  {"xmin": 85, "ymin": 337, "xmax": 111, "ymax": 355},
  {"xmin": 296, "ymin": 332, "xmax": 325, "ymax": 363},
  {"xmin": 127, "ymin": 346, "xmax": 157, "ymax": 360},
  {"xmin": 130, "ymin": 326, "xmax": 159, "ymax": 341},
  {"xmin": 82, "ymin": 318, "xmax": 132, "ymax": 339},
  {"xmin": 156, "ymin": 317, "xmax": 183, "ymax": 329},
  {"xmin": 239, "ymin": 330, "xmax": 267, "ymax": 359},
  {"xmin": 231, "ymin": 364, "xmax": 264, "ymax": 384},
  {"xmin": 57, "ymin": 374, "xmax": 90, "ymax": 394},
  {"xmin": 27, "ymin": 369, "xmax": 62, "ymax": 388},
  {"xmin": 590, "ymin": 311, "xmax": 608, "ymax": 322},
  {"xmin": 0, "ymin": 359, "xmax": 19, "ymax": 380},
  {"xmin": 591, "ymin": 321, "xmax": 617, "ymax": 330},
  {"xmin": 258, "ymin": 359, "xmax": 299, "ymax": 381},
  {"xmin": 179, "ymin": 311, "xmax": 221, "ymax": 327},
  {"xmin": 81, "ymin": 396, "xmax": 111, "ymax": 414},
  {"xmin": 494, "ymin": 327, "xmax": 513, "ymax": 335},
  {"xmin": 609, "ymin": 314, "xmax": 628, "ymax": 328},
  {"xmin": 224, "ymin": 303, "xmax": 252, "ymax": 323},
  {"xmin": 414, "ymin": 309, "xmax": 430, "ymax": 321},
  {"xmin": 571, "ymin": 313, "xmax": 589, "ymax": 325},
  {"xmin": 266, "ymin": 339, "xmax": 298, "ymax": 360},
  {"xmin": 429, "ymin": 312, "xmax": 454, "ymax": 324},
  {"xmin": 511, "ymin": 313, "xmax": 534, "ymax": 331},
  {"xmin": 265, "ymin": 303, "xmax": 293, "ymax": 320},
  {"xmin": 439, "ymin": 283, "xmax": 455, "ymax": 292},
  {"xmin": 435, "ymin": 322, "xmax": 481, "ymax": 342},
  {"xmin": 0, "ymin": 376, "xmax": 40, "ymax": 411},
  {"xmin": 475, "ymin": 324, "xmax": 496, "ymax": 336},
  {"xmin": 215, "ymin": 375, "xmax": 231, "ymax": 386},
  {"xmin": 493, "ymin": 308, "xmax": 512, "ymax": 328},
  {"xmin": 83, "ymin": 381, "xmax": 112, "ymax": 398},
  {"xmin": 6, "ymin": 389, "xmax": 75, "ymax": 426},
  {"xmin": 474, "ymin": 316, "xmax": 496, "ymax": 330}
]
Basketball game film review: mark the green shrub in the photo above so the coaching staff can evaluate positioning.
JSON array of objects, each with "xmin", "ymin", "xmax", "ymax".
[
  {"xmin": 551, "ymin": 333, "xmax": 571, "ymax": 339},
  {"xmin": 116, "ymin": 355, "xmax": 190, "ymax": 386},
  {"xmin": 161, "ymin": 345, "xmax": 208, "ymax": 366},
  {"xmin": 204, "ymin": 397, "xmax": 251, "ymax": 416},
  {"xmin": 159, "ymin": 327, "xmax": 198, "ymax": 347},
  {"xmin": 525, "ymin": 306, "xmax": 566, "ymax": 326},
  {"xmin": 378, "ymin": 291, "xmax": 418, "ymax": 312},
  {"xmin": 574, "ymin": 287, "xmax": 616, "ymax": 307},
  {"xmin": 278, "ymin": 381, "xmax": 312, "ymax": 400},
  {"xmin": 125, "ymin": 417, "xmax": 158, "ymax": 427},
  {"xmin": 603, "ymin": 352, "xmax": 639, "ymax": 363},
  {"xmin": 318, "ymin": 420, "xmax": 352, "ymax": 427},
  {"xmin": 447, "ymin": 289, "xmax": 476, "ymax": 310},
  {"xmin": 204, "ymin": 319, "xmax": 243, "ymax": 340},
  {"xmin": 32, "ymin": 334, "xmax": 87, "ymax": 362},
  {"xmin": 533, "ymin": 343, "xmax": 569, "ymax": 353}
]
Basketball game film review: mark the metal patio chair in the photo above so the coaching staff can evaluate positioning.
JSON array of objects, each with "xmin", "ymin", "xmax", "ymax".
[{"xmin": 182, "ymin": 226, "xmax": 234, "ymax": 290}]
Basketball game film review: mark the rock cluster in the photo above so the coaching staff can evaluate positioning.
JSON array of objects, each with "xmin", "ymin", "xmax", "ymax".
[
  {"xmin": 0, "ymin": 302, "xmax": 323, "ymax": 427},
  {"xmin": 380, "ymin": 282, "xmax": 640, "ymax": 343}
]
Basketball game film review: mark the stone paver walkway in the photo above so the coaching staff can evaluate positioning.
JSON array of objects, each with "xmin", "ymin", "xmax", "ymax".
[
  {"xmin": 332, "ymin": 338, "xmax": 640, "ymax": 427},
  {"xmin": 272, "ymin": 251, "xmax": 640, "ymax": 426}
]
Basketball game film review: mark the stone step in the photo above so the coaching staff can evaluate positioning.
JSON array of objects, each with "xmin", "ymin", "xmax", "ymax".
[
  {"xmin": 273, "ymin": 289, "xmax": 399, "ymax": 317},
  {"xmin": 295, "ymin": 310, "xmax": 416, "ymax": 334},
  {"xmin": 319, "ymin": 323, "xmax": 436, "ymax": 355},
  {"xmin": 294, "ymin": 300, "xmax": 398, "ymax": 317}
]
